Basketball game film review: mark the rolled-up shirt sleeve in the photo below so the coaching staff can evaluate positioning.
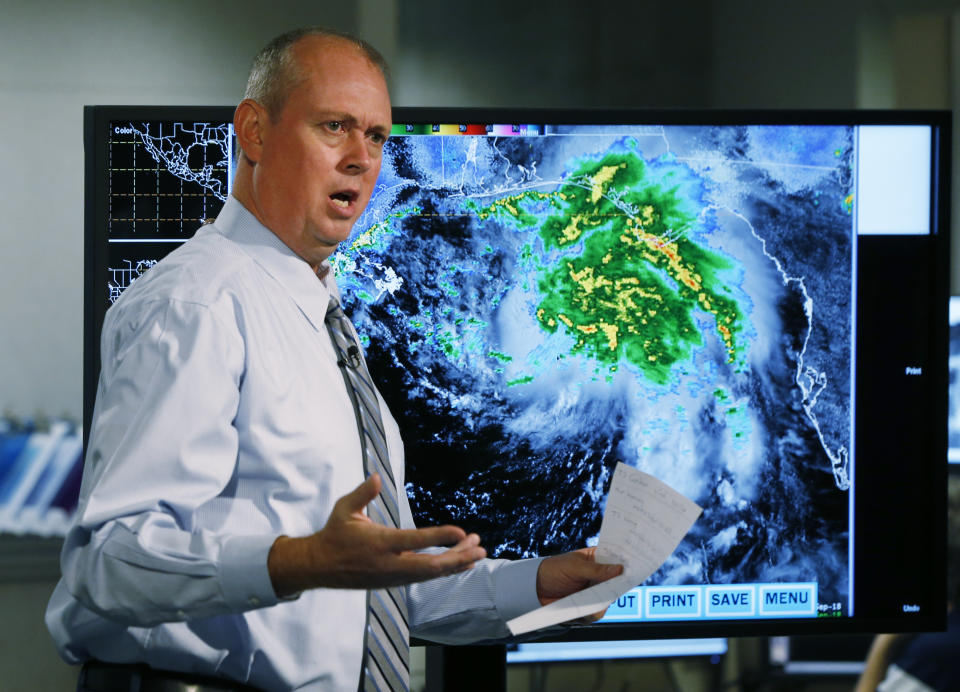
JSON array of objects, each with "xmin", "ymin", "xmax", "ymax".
[{"xmin": 61, "ymin": 295, "xmax": 282, "ymax": 626}]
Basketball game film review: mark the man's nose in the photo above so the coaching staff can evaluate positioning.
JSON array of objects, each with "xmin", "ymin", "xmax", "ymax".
[{"xmin": 340, "ymin": 130, "xmax": 372, "ymax": 174}]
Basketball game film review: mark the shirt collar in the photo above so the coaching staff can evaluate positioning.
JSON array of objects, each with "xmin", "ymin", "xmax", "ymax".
[{"xmin": 212, "ymin": 195, "xmax": 340, "ymax": 331}]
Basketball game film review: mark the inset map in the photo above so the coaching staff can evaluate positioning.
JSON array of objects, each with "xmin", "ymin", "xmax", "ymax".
[
  {"xmin": 108, "ymin": 121, "xmax": 231, "ymax": 238},
  {"xmin": 106, "ymin": 120, "xmax": 233, "ymax": 304}
]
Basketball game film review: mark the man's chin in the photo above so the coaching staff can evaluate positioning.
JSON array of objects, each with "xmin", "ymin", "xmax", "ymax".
[
  {"xmin": 304, "ymin": 232, "xmax": 351, "ymax": 268},
  {"xmin": 316, "ymin": 222, "xmax": 355, "ymax": 246}
]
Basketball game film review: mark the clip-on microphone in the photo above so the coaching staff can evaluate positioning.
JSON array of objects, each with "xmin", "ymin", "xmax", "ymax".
[{"xmin": 338, "ymin": 345, "xmax": 362, "ymax": 369}]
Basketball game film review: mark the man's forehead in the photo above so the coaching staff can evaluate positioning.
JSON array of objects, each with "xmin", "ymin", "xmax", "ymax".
[
  {"xmin": 289, "ymin": 37, "xmax": 390, "ymax": 113},
  {"xmin": 292, "ymin": 35, "xmax": 386, "ymax": 82}
]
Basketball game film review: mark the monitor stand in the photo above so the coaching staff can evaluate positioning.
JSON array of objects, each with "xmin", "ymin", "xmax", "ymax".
[{"xmin": 425, "ymin": 644, "xmax": 507, "ymax": 692}]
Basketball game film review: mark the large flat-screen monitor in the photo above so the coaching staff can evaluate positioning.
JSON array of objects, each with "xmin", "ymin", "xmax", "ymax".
[{"xmin": 83, "ymin": 106, "xmax": 950, "ymax": 640}]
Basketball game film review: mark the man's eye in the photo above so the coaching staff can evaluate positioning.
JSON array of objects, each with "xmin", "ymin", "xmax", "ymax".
[{"xmin": 325, "ymin": 121, "xmax": 343, "ymax": 132}]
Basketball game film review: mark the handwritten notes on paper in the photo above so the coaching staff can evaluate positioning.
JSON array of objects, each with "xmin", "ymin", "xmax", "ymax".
[
  {"xmin": 593, "ymin": 462, "xmax": 703, "ymax": 575},
  {"xmin": 506, "ymin": 463, "xmax": 702, "ymax": 636}
]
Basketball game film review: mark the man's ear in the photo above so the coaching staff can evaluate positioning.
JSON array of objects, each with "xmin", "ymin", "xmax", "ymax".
[{"xmin": 234, "ymin": 99, "xmax": 266, "ymax": 164}]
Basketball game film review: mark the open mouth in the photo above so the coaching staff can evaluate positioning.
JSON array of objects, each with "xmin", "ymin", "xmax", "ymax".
[{"xmin": 330, "ymin": 190, "xmax": 359, "ymax": 209}]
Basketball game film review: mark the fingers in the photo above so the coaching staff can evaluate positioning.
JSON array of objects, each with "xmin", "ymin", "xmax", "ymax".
[
  {"xmin": 395, "ymin": 540, "xmax": 487, "ymax": 578},
  {"xmin": 337, "ymin": 474, "xmax": 382, "ymax": 516},
  {"xmin": 591, "ymin": 562, "xmax": 624, "ymax": 582},
  {"xmin": 573, "ymin": 610, "xmax": 608, "ymax": 625},
  {"xmin": 336, "ymin": 478, "xmax": 477, "ymax": 557},
  {"xmin": 571, "ymin": 547, "xmax": 624, "ymax": 582},
  {"xmin": 537, "ymin": 549, "xmax": 626, "ymax": 606},
  {"xmin": 388, "ymin": 525, "xmax": 471, "ymax": 553},
  {"xmin": 441, "ymin": 533, "xmax": 486, "ymax": 565},
  {"xmin": 375, "ymin": 529, "xmax": 485, "ymax": 581},
  {"xmin": 336, "ymin": 480, "xmax": 486, "ymax": 569},
  {"xmin": 448, "ymin": 533, "xmax": 483, "ymax": 552},
  {"xmin": 313, "ymin": 476, "xmax": 487, "ymax": 588},
  {"xmin": 335, "ymin": 478, "xmax": 477, "ymax": 555}
]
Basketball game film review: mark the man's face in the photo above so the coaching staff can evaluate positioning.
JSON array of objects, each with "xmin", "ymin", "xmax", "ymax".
[{"xmin": 248, "ymin": 37, "xmax": 392, "ymax": 269}]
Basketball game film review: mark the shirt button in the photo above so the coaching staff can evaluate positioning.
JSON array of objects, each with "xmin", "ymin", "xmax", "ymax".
[
  {"xmin": 176, "ymin": 610, "xmax": 187, "ymax": 618},
  {"xmin": 248, "ymin": 596, "xmax": 261, "ymax": 606}
]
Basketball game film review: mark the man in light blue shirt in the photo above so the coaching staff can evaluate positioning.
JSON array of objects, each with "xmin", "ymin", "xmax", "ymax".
[{"xmin": 46, "ymin": 27, "xmax": 622, "ymax": 691}]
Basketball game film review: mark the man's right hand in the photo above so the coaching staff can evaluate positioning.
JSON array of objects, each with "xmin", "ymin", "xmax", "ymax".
[{"xmin": 267, "ymin": 474, "xmax": 486, "ymax": 598}]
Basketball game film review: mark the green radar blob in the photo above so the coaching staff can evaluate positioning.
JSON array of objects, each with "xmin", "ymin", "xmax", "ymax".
[{"xmin": 472, "ymin": 149, "xmax": 746, "ymax": 385}]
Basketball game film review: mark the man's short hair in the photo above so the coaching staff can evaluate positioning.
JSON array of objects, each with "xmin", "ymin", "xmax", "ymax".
[{"xmin": 243, "ymin": 26, "xmax": 389, "ymax": 121}]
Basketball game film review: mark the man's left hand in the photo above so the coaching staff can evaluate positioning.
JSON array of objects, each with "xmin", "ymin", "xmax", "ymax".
[{"xmin": 536, "ymin": 548, "xmax": 624, "ymax": 623}]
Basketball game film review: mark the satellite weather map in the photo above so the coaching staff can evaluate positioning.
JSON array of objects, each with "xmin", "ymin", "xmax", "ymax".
[{"xmin": 334, "ymin": 124, "xmax": 855, "ymax": 614}]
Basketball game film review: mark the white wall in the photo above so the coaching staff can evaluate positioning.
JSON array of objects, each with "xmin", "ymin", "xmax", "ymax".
[{"xmin": 0, "ymin": 0, "xmax": 358, "ymax": 422}]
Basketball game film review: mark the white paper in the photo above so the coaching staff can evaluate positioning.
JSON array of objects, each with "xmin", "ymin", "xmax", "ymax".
[{"xmin": 507, "ymin": 463, "xmax": 702, "ymax": 636}]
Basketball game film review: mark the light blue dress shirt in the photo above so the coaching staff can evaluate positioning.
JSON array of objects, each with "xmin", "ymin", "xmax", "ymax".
[{"xmin": 45, "ymin": 196, "xmax": 543, "ymax": 691}]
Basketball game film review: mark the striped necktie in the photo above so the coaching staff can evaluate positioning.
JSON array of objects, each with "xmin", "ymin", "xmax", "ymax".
[{"xmin": 325, "ymin": 297, "xmax": 410, "ymax": 692}]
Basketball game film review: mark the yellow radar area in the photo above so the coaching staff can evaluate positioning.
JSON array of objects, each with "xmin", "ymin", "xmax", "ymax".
[
  {"xmin": 590, "ymin": 164, "xmax": 625, "ymax": 204},
  {"xmin": 332, "ymin": 207, "xmax": 421, "ymax": 277},
  {"xmin": 470, "ymin": 151, "xmax": 744, "ymax": 385}
]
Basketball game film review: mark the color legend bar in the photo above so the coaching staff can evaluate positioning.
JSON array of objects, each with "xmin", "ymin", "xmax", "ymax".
[{"xmin": 390, "ymin": 123, "xmax": 542, "ymax": 136}]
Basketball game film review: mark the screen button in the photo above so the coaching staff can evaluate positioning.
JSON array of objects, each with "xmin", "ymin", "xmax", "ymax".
[
  {"xmin": 705, "ymin": 586, "xmax": 756, "ymax": 617},
  {"xmin": 645, "ymin": 587, "xmax": 702, "ymax": 619},
  {"xmin": 758, "ymin": 583, "xmax": 818, "ymax": 617},
  {"xmin": 603, "ymin": 589, "xmax": 642, "ymax": 618}
]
